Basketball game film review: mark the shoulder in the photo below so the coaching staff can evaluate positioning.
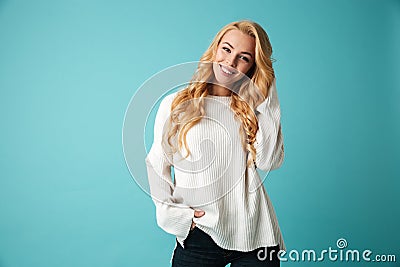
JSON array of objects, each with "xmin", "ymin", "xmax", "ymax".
[{"xmin": 157, "ymin": 91, "xmax": 179, "ymax": 113}]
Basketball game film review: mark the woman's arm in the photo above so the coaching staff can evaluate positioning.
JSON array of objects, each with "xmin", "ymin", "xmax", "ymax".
[
  {"xmin": 253, "ymin": 78, "xmax": 285, "ymax": 171},
  {"xmin": 145, "ymin": 93, "xmax": 195, "ymax": 244}
]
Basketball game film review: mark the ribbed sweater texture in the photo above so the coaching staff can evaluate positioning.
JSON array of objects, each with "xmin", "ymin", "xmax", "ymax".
[{"xmin": 145, "ymin": 78, "xmax": 286, "ymax": 253}]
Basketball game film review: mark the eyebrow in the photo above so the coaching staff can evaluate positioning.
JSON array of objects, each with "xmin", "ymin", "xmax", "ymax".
[{"xmin": 222, "ymin": 41, "xmax": 253, "ymax": 58}]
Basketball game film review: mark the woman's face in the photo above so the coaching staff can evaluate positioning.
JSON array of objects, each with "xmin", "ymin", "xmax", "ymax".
[{"xmin": 212, "ymin": 29, "xmax": 256, "ymax": 86}]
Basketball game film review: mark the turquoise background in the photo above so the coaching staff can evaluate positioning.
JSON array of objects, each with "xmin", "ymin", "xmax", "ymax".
[{"xmin": 1, "ymin": 0, "xmax": 399, "ymax": 266}]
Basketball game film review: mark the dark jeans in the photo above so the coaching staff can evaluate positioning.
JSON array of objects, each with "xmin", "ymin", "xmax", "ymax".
[{"xmin": 171, "ymin": 227, "xmax": 280, "ymax": 267}]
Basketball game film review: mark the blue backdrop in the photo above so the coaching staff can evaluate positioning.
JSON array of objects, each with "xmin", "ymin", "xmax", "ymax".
[{"xmin": 0, "ymin": 0, "xmax": 399, "ymax": 266}]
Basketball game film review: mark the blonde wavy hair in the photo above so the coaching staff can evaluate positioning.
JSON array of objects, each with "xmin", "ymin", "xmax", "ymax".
[{"xmin": 164, "ymin": 20, "xmax": 275, "ymax": 167}]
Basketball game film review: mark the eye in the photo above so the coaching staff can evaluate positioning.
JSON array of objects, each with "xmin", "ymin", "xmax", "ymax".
[
  {"xmin": 240, "ymin": 55, "xmax": 250, "ymax": 62},
  {"xmin": 222, "ymin": 47, "xmax": 231, "ymax": 53}
]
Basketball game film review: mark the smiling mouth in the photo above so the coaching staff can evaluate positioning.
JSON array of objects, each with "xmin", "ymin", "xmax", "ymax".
[{"xmin": 219, "ymin": 64, "xmax": 237, "ymax": 75}]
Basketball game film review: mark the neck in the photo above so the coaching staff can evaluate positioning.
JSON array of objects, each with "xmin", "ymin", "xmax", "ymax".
[{"xmin": 208, "ymin": 84, "xmax": 233, "ymax": 96}]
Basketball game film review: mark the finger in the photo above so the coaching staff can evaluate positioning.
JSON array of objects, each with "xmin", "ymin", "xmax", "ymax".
[{"xmin": 194, "ymin": 210, "xmax": 205, "ymax": 217}]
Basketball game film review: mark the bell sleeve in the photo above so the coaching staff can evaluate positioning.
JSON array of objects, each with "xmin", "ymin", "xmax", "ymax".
[
  {"xmin": 145, "ymin": 93, "xmax": 195, "ymax": 246},
  {"xmin": 254, "ymin": 78, "xmax": 285, "ymax": 171}
]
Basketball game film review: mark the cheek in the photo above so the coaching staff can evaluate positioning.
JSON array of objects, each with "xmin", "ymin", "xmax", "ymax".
[
  {"xmin": 214, "ymin": 50, "xmax": 224, "ymax": 61},
  {"xmin": 237, "ymin": 64, "xmax": 252, "ymax": 75}
]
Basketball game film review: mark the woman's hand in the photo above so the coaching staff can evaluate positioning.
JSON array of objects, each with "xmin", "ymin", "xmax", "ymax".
[{"xmin": 191, "ymin": 210, "xmax": 205, "ymax": 230}]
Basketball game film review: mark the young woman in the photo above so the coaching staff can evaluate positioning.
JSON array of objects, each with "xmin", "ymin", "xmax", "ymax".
[{"xmin": 145, "ymin": 20, "xmax": 285, "ymax": 266}]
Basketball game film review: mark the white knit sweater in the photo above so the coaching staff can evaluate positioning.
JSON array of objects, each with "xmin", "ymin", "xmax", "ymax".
[{"xmin": 145, "ymin": 78, "xmax": 285, "ymax": 252}]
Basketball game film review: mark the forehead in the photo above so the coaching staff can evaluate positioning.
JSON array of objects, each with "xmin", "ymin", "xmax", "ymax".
[{"xmin": 220, "ymin": 29, "xmax": 255, "ymax": 54}]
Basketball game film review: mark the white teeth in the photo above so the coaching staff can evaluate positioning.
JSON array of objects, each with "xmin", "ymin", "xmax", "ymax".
[{"xmin": 221, "ymin": 65, "xmax": 233, "ymax": 75}]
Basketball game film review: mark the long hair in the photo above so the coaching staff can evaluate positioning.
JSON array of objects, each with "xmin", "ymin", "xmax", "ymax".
[{"xmin": 164, "ymin": 20, "xmax": 275, "ymax": 167}]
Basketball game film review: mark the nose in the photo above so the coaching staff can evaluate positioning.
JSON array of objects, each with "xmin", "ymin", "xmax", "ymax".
[{"xmin": 225, "ymin": 55, "xmax": 237, "ymax": 68}]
